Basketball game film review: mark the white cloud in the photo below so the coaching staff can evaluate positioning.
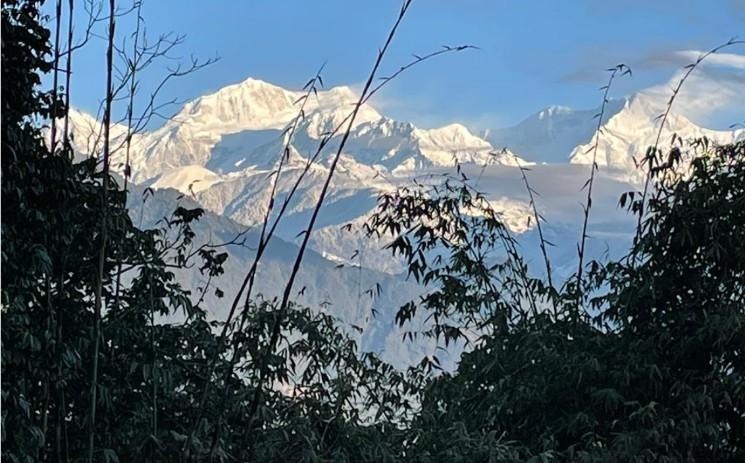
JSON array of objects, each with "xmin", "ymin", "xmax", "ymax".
[
  {"xmin": 674, "ymin": 50, "xmax": 745, "ymax": 69},
  {"xmin": 639, "ymin": 52, "xmax": 745, "ymax": 127}
]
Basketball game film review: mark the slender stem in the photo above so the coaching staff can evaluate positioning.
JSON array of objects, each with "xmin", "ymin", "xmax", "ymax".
[
  {"xmin": 55, "ymin": 270, "xmax": 65, "ymax": 462},
  {"xmin": 62, "ymin": 0, "xmax": 73, "ymax": 150},
  {"xmin": 87, "ymin": 1, "xmax": 115, "ymax": 461},
  {"xmin": 182, "ymin": 8, "xmax": 472, "ymax": 459},
  {"xmin": 49, "ymin": 0, "xmax": 62, "ymax": 153},
  {"xmin": 194, "ymin": 38, "xmax": 472, "ymax": 399},
  {"xmin": 245, "ymin": 0, "xmax": 414, "ymax": 437},
  {"xmin": 149, "ymin": 273, "xmax": 158, "ymax": 460},
  {"xmin": 113, "ymin": 0, "xmax": 142, "ymax": 310},
  {"xmin": 514, "ymin": 155, "xmax": 556, "ymax": 315},
  {"xmin": 577, "ymin": 64, "xmax": 629, "ymax": 308},
  {"xmin": 40, "ymin": 265, "xmax": 55, "ymax": 460},
  {"xmin": 63, "ymin": 390, "xmax": 70, "ymax": 463}
]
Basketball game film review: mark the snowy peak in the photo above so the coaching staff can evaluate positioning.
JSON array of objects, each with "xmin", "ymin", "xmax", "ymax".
[
  {"xmin": 107, "ymin": 78, "xmax": 383, "ymax": 182},
  {"xmin": 415, "ymin": 123, "xmax": 490, "ymax": 150},
  {"xmin": 411, "ymin": 123, "xmax": 510, "ymax": 168},
  {"xmin": 569, "ymin": 92, "xmax": 745, "ymax": 180},
  {"xmin": 483, "ymin": 100, "xmax": 627, "ymax": 163},
  {"xmin": 171, "ymin": 77, "xmax": 380, "ymax": 135},
  {"xmin": 67, "ymin": 75, "xmax": 531, "ymax": 184},
  {"xmin": 325, "ymin": 117, "xmax": 524, "ymax": 172},
  {"xmin": 316, "ymin": 84, "xmax": 362, "ymax": 106},
  {"xmin": 175, "ymin": 77, "xmax": 299, "ymax": 131},
  {"xmin": 536, "ymin": 105, "xmax": 574, "ymax": 119},
  {"xmin": 64, "ymin": 107, "xmax": 131, "ymax": 155}
]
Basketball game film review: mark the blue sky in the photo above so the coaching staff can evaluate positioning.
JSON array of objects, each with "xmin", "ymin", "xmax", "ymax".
[{"xmin": 47, "ymin": 0, "xmax": 745, "ymax": 129}]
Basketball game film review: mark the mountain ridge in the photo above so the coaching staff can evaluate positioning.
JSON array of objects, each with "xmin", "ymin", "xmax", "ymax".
[
  {"xmin": 59, "ymin": 72, "xmax": 743, "ymax": 367},
  {"xmin": 63, "ymin": 72, "xmax": 743, "ymax": 275}
]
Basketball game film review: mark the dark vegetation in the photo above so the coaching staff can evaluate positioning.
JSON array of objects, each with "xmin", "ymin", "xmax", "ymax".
[{"xmin": 2, "ymin": 0, "xmax": 744, "ymax": 461}]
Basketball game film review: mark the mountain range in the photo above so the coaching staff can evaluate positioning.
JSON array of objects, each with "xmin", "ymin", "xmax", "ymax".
[{"xmin": 65, "ymin": 73, "xmax": 744, "ymax": 366}]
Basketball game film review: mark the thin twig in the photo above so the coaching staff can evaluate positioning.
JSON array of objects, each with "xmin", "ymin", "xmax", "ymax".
[
  {"xmin": 181, "ymin": 10, "xmax": 474, "ymax": 460},
  {"xmin": 512, "ymin": 151, "xmax": 557, "ymax": 315},
  {"xmin": 576, "ymin": 64, "xmax": 630, "ymax": 308},
  {"xmin": 49, "ymin": 0, "xmax": 62, "ymax": 153},
  {"xmin": 245, "ymin": 0, "xmax": 416, "ymax": 439},
  {"xmin": 113, "ymin": 0, "xmax": 142, "ymax": 312},
  {"xmin": 61, "ymin": 0, "xmax": 74, "ymax": 151}
]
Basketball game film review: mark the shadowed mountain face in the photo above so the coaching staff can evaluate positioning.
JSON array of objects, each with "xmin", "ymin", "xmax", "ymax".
[
  {"xmin": 206, "ymin": 129, "xmax": 284, "ymax": 174},
  {"xmin": 66, "ymin": 73, "xmax": 742, "ymax": 367},
  {"xmin": 126, "ymin": 182, "xmax": 442, "ymax": 368},
  {"xmin": 482, "ymin": 100, "xmax": 627, "ymax": 163}
]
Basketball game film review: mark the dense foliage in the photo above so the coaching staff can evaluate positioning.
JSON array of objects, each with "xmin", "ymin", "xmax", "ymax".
[
  {"xmin": 2, "ymin": 1, "xmax": 743, "ymax": 462},
  {"xmin": 379, "ymin": 141, "xmax": 744, "ymax": 462}
]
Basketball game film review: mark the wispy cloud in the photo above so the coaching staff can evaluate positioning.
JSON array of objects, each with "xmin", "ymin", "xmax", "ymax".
[
  {"xmin": 639, "ymin": 52, "xmax": 745, "ymax": 127},
  {"xmin": 561, "ymin": 46, "xmax": 745, "ymax": 128},
  {"xmin": 675, "ymin": 50, "xmax": 745, "ymax": 69},
  {"xmin": 636, "ymin": 49, "xmax": 745, "ymax": 70}
]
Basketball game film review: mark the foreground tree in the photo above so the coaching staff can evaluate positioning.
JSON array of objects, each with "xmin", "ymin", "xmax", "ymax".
[
  {"xmin": 369, "ymin": 140, "xmax": 745, "ymax": 462},
  {"xmin": 1, "ymin": 2, "xmax": 224, "ymax": 460},
  {"xmin": 2, "ymin": 7, "xmax": 412, "ymax": 462}
]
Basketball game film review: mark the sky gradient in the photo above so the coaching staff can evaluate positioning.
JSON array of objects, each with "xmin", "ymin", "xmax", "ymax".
[{"xmin": 47, "ymin": 0, "xmax": 745, "ymax": 130}]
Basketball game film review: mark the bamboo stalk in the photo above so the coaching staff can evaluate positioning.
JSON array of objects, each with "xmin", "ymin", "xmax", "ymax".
[{"xmin": 87, "ymin": 1, "xmax": 115, "ymax": 461}]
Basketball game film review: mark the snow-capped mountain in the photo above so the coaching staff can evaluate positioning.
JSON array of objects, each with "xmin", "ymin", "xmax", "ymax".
[
  {"xmin": 330, "ymin": 118, "xmax": 520, "ymax": 173},
  {"xmin": 65, "ymin": 73, "xmax": 744, "ymax": 274},
  {"xmin": 66, "ymin": 76, "xmax": 531, "ymax": 272},
  {"xmin": 136, "ymin": 79, "xmax": 381, "ymax": 183},
  {"xmin": 67, "ymin": 76, "xmax": 522, "ymax": 176},
  {"xmin": 569, "ymin": 93, "xmax": 745, "ymax": 181},
  {"xmin": 64, "ymin": 72, "xmax": 742, "ymax": 367},
  {"xmin": 483, "ymin": 100, "xmax": 626, "ymax": 163},
  {"xmin": 66, "ymin": 71, "xmax": 745, "ymax": 267}
]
